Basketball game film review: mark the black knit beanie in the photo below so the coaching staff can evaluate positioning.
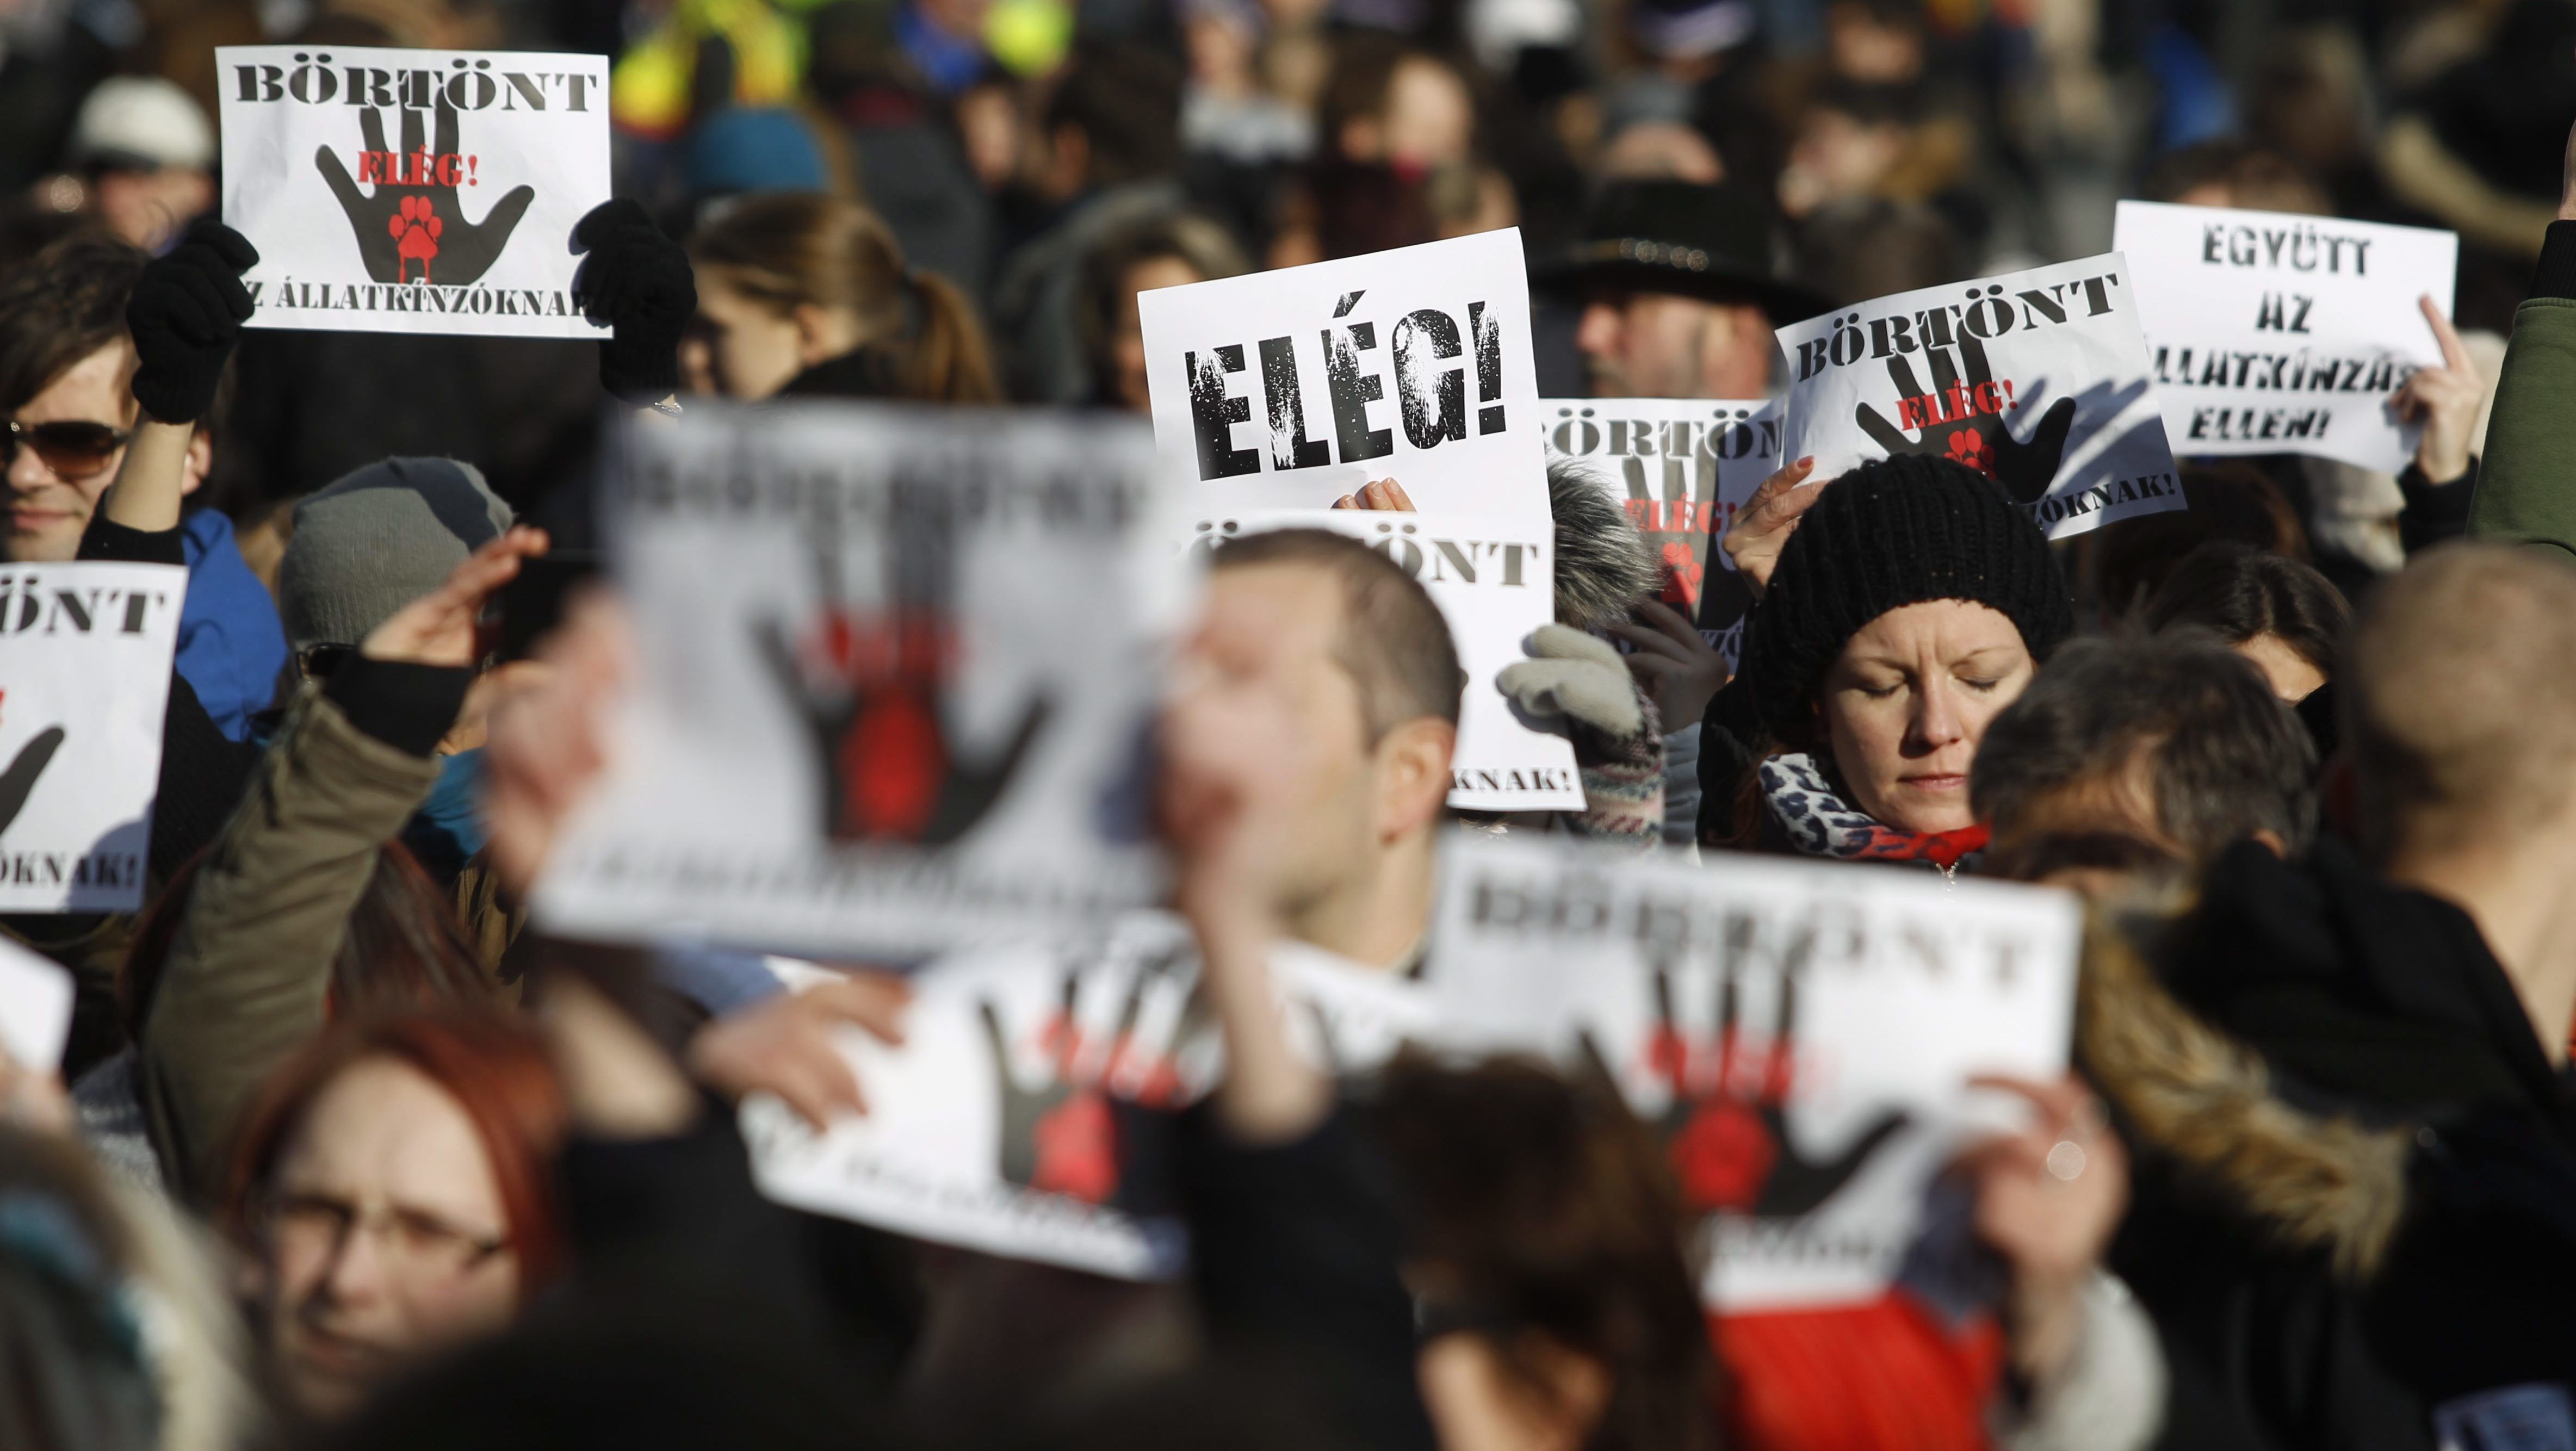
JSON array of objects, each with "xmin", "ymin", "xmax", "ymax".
[{"xmin": 1742, "ymin": 454, "xmax": 2073, "ymax": 745}]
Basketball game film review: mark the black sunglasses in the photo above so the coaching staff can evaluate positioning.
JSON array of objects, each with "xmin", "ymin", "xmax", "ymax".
[{"xmin": 3, "ymin": 419, "xmax": 133, "ymax": 481}]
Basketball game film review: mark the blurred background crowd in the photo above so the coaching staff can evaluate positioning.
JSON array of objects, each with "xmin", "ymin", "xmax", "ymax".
[{"xmin": 5, "ymin": 0, "xmax": 2568, "ymax": 543}]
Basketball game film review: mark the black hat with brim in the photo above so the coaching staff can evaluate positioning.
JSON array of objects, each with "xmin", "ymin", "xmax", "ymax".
[{"xmin": 1544, "ymin": 179, "xmax": 1830, "ymax": 325}]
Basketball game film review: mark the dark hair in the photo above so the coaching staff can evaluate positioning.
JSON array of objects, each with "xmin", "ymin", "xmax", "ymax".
[
  {"xmin": 1210, "ymin": 529, "xmax": 1464, "ymax": 739},
  {"xmin": 1378, "ymin": 1053, "xmax": 1721, "ymax": 1451},
  {"xmin": 1972, "ymin": 635, "xmax": 2319, "ymax": 862},
  {"xmin": 1794, "ymin": 197, "xmax": 1961, "ymax": 307},
  {"xmin": 121, "ymin": 841, "xmax": 495, "ymax": 1046},
  {"xmin": 2084, "ymin": 463, "xmax": 2308, "ymax": 619},
  {"xmin": 2139, "ymin": 139, "xmax": 2329, "ymax": 214},
  {"xmin": 2143, "ymin": 541, "xmax": 2349, "ymax": 677},
  {"xmin": 0, "ymin": 233, "xmax": 146, "ymax": 414},
  {"xmin": 689, "ymin": 194, "xmax": 998, "ymax": 405},
  {"xmin": 1044, "ymin": 44, "xmax": 1185, "ymax": 188},
  {"xmin": 0, "ymin": 231, "xmax": 235, "ymax": 432},
  {"xmin": 1980, "ymin": 828, "xmax": 2187, "ymax": 892},
  {"xmin": 1077, "ymin": 212, "xmax": 1248, "ymax": 382}
]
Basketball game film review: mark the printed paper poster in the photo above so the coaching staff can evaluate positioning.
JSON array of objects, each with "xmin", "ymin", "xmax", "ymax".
[
  {"xmin": 743, "ymin": 915, "xmax": 1431, "ymax": 1279},
  {"xmin": 1186, "ymin": 509, "xmax": 1585, "ymax": 813},
  {"xmin": 1423, "ymin": 832, "xmax": 2082, "ymax": 1311},
  {"xmin": 218, "ymin": 45, "xmax": 611, "ymax": 338},
  {"xmin": 0, "ymin": 937, "xmax": 75, "ymax": 1070},
  {"xmin": 1543, "ymin": 397, "xmax": 1779, "ymax": 666},
  {"xmin": 532, "ymin": 402, "xmax": 1176, "ymax": 960},
  {"xmin": 2116, "ymin": 201, "xmax": 2459, "ymax": 474},
  {"xmin": 1139, "ymin": 230, "xmax": 1551, "ymax": 521},
  {"xmin": 1776, "ymin": 255, "xmax": 2183, "ymax": 539},
  {"xmin": 0, "ymin": 562, "xmax": 184, "ymax": 913}
]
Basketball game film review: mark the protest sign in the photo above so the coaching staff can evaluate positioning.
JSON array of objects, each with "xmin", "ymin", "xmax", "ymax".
[
  {"xmin": 0, "ymin": 937, "xmax": 74, "ymax": 1071},
  {"xmin": 1777, "ymin": 255, "xmax": 2182, "ymax": 540},
  {"xmin": 218, "ymin": 45, "xmax": 611, "ymax": 339},
  {"xmin": 2115, "ymin": 201, "xmax": 2459, "ymax": 474},
  {"xmin": 1543, "ymin": 397, "xmax": 1779, "ymax": 666},
  {"xmin": 1423, "ymin": 831, "xmax": 2081, "ymax": 1311},
  {"xmin": 1138, "ymin": 230, "xmax": 1550, "ymax": 521},
  {"xmin": 532, "ymin": 401, "xmax": 1178, "ymax": 960},
  {"xmin": 743, "ymin": 914, "xmax": 1430, "ymax": 1279},
  {"xmin": 1186, "ymin": 509, "xmax": 1584, "ymax": 813},
  {"xmin": 0, "ymin": 562, "xmax": 184, "ymax": 914}
]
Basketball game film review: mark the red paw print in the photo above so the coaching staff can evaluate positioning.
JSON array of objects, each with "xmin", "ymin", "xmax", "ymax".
[
  {"xmin": 389, "ymin": 195, "xmax": 442, "ymax": 283},
  {"xmin": 1945, "ymin": 429, "xmax": 1994, "ymax": 476}
]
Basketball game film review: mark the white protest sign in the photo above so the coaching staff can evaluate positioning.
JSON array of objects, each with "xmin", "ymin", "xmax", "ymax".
[
  {"xmin": 0, "ymin": 937, "xmax": 75, "ymax": 1071},
  {"xmin": 218, "ymin": 45, "xmax": 610, "ymax": 338},
  {"xmin": 743, "ymin": 914, "xmax": 1429, "ymax": 1279},
  {"xmin": 1139, "ymin": 230, "xmax": 1550, "ymax": 521},
  {"xmin": 1543, "ymin": 398, "xmax": 1779, "ymax": 667},
  {"xmin": 1423, "ymin": 831, "xmax": 2080, "ymax": 1311},
  {"xmin": 532, "ymin": 402, "xmax": 1176, "ymax": 960},
  {"xmin": 1778, "ymin": 255, "xmax": 2182, "ymax": 539},
  {"xmin": 0, "ymin": 562, "xmax": 183, "ymax": 914},
  {"xmin": 2115, "ymin": 201, "xmax": 2458, "ymax": 474},
  {"xmin": 1187, "ymin": 510, "xmax": 1584, "ymax": 813}
]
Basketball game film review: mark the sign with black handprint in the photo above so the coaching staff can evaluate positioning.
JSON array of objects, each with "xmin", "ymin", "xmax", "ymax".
[
  {"xmin": 1775, "ymin": 254, "xmax": 2182, "ymax": 540},
  {"xmin": 742, "ymin": 913, "xmax": 1432, "ymax": 1279},
  {"xmin": 2116, "ymin": 201, "xmax": 2460, "ymax": 475},
  {"xmin": 217, "ymin": 45, "xmax": 610, "ymax": 338},
  {"xmin": 1425, "ymin": 830, "xmax": 2083, "ymax": 1311},
  {"xmin": 0, "ymin": 562, "xmax": 185, "ymax": 913},
  {"xmin": 1541, "ymin": 397, "xmax": 1779, "ymax": 670},
  {"xmin": 533, "ymin": 401, "xmax": 1175, "ymax": 962}
]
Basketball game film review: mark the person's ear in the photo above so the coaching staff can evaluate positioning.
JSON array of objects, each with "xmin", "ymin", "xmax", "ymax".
[
  {"xmin": 2249, "ymin": 828, "xmax": 2288, "ymax": 857},
  {"xmin": 790, "ymin": 303, "xmax": 839, "ymax": 367},
  {"xmin": 1374, "ymin": 716, "xmax": 1456, "ymax": 843},
  {"xmin": 179, "ymin": 425, "xmax": 212, "ymax": 497}
]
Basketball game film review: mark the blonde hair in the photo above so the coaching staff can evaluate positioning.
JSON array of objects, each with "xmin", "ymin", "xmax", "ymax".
[{"xmin": 690, "ymin": 194, "xmax": 1000, "ymax": 405}]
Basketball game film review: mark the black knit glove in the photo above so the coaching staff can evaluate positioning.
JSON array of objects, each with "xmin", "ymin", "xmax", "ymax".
[
  {"xmin": 125, "ymin": 219, "xmax": 258, "ymax": 425},
  {"xmin": 572, "ymin": 199, "xmax": 696, "ymax": 404}
]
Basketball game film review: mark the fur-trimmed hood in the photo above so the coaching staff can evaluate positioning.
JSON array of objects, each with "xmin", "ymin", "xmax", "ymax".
[{"xmin": 2083, "ymin": 835, "xmax": 2576, "ymax": 1281}]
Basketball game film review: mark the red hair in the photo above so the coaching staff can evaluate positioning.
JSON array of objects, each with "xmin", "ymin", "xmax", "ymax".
[{"xmin": 223, "ymin": 1008, "xmax": 571, "ymax": 1289}]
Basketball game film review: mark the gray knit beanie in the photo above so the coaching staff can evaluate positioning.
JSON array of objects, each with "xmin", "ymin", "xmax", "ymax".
[{"xmin": 278, "ymin": 457, "xmax": 512, "ymax": 652}]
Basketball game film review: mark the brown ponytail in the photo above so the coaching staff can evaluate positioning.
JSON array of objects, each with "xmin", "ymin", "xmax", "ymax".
[{"xmin": 689, "ymin": 194, "xmax": 999, "ymax": 404}]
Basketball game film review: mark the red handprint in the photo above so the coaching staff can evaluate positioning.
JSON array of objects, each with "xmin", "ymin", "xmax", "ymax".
[{"xmin": 390, "ymin": 195, "xmax": 442, "ymax": 283}]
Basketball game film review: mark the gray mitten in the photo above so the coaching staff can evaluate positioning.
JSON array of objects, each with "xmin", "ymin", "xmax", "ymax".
[{"xmin": 1496, "ymin": 624, "xmax": 1645, "ymax": 737}]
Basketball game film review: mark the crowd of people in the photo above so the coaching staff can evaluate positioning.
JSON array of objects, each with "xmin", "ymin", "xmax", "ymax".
[{"xmin": 7, "ymin": 0, "xmax": 2576, "ymax": 1447}]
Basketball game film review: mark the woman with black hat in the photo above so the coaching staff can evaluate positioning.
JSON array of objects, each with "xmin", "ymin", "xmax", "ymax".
[{"xmin": 1704, "ymin": 450, "xmax": 2075, "ymax": 871}]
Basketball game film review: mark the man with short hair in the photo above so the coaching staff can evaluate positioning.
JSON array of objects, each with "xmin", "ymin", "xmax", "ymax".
[
  {"xmin": 1971, "ymin": 634, "xmax": 2317, "ymax": 871},
  {"xmin": 2100, "ymin": 542, "xmax": 2576, "ymax": 1446},
  {"xmin": 0, "ymin": 230, "xmax": 286, "ymax": 739},
  {"xmin": 1557, "ymin": 181, "xmax": 1824, "ymax": 400}
]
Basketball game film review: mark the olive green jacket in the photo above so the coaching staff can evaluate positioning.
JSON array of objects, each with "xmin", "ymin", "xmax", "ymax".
[
  {"xmin": 2469, "ymin": 222, "xmax": 2576, "ymax": 561},
  {"xmin": 138, "ymin": 682, "xmax": 444, "ymax": 1202}
]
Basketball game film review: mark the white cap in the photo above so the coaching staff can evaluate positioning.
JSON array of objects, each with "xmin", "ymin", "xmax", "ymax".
[{"xmin": 69, "ymin": 77, "xmax": 215, "ymax": 172}]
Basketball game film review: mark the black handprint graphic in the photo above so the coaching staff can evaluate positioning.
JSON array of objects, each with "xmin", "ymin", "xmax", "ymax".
[
  {"xmin": 1853, "ymin": 333, "xmax": 2079, "ymax": 505},
  {"xmin": 978, "ymin": 948, "xmax": 1197, "ymax": 1203},
  {"xmin": 0, "ymin": 728, "xmax": 65, "ymax": 836},
  {"xmin": 317, "ymin": 98, "xmax": 535, "ymax": 287},
  {"xmin": 1588, "ymin": 950, "xmax": 1908, "ymax": 1219},
  {"xmin": 759, "ymin": 482, "xmax": 1051, "ymax": 846}
]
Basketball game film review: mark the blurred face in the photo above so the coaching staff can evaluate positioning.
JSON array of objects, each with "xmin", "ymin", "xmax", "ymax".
[
  {"xmin": 1383, "ymin": 57, "xmax": 1474, "ymax": 171},
  {"xmin": 1818, "ymin": 599, "xmax": 2035, "ymax": 834},
  {"xmin": 1576, "ymin": 292, "xmax": 1772, "ymax": 399},
  {"xmin": 92, "ymin": 166, "xmax": 215, "ymax": 252},
  {"xmin": 680, "ymin": 270, "xmax": 841, "ymax": 401},
  {"xmin": 1167, "ymin": 563, "xmax": 1378, "ymax": 917},
  {"xmin": 5, "ymin": 343, "xmax": 137, "ymax": 563},
  {"xmin": 258, "ymin": 1057, "xmax": 519, "ymax": 1421},
  {"xmin": 1776, "ymin": 107, "xmax": 1903, "ymax": 218},
  {"xmin": 2235, "ymin": 632, "xmax": 2326, "ymax": 703},
  {"xmin": 1112, "ymin": 255, "xmax": 1207, "ymax": 413}
]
